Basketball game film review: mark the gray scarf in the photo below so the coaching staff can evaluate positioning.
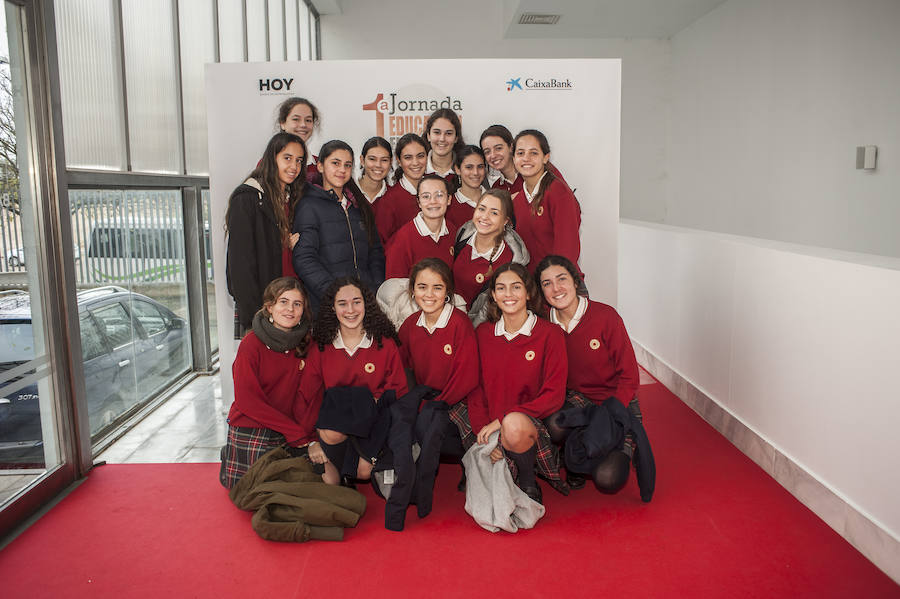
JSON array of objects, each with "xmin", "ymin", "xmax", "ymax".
[{"xmin": 251, "ymin": 310, "xmax": 309, "ymax": 353}]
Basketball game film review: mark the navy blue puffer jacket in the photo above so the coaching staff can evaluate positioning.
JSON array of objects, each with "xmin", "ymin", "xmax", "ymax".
[{"xmin": 291, "ymin": 184, "xmax": 385, "ymax": 311}]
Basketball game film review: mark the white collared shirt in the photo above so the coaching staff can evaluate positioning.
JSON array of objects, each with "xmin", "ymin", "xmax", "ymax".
[
  {"xmin": 332, "ymin": 331, "xmax": 373, "ymax": 357},
  {"xmin": 454, "ymin": 187, "xmax": 486, "ymax": 208},
  {"xmin": 399, "ymin": 175, "xmax": 418, "ymax": 195},
  {"xmin": 426, "ymin": 151, "xmax": 454, "ymax": 178},
  {"xmin": 494, "ymin": 311, "xmax": 537, "ymax": 341},
  {"xmin": 550, "ymin": 295, "xmax": 588, "ymax": 333},
  {"xmin": 468, "ymin": 234, "xmax": 505, "ymax": 261},
  {"xmin": 522, "ymin": 171, "xmax": 548, "ymax": 204},
  {"xmin": 487, "ymin": 169, "xmax": 516, "ymax": 188},
  {"xmin": 416, "ymin": 303, "xmax": 453, "ymax": 334},
  {"xmin": 357, "ymin": 178, "xmax": 387, "ymax": 204},
  {"xmin": 413, "ymin": 212, "xmax": 449, "ymax": 243}
]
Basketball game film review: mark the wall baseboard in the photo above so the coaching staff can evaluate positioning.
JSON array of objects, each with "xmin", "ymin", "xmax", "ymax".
[{"xmin": 632, "ymin": 340, "xmax": 900, "ymax": 585}]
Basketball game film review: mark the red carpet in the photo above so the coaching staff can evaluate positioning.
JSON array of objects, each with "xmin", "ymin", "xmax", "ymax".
[{"xmin": 2, "ymin": 378, "xmax": 897, "ymax": 599}]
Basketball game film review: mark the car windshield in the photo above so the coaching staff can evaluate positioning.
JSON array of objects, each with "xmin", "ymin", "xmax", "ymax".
[{"xmin": 0, "ymin": 322, "xmax": 36, "ymax": 363}]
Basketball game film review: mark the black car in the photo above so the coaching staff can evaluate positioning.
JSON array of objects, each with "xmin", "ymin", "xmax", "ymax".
[{"xmin": 0, "ymin": 286, "xmax": 188, "ymax": 465}]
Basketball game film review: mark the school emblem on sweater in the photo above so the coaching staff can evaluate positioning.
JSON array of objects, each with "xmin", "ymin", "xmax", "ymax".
[
  {"xmin": 449, "ymin": 247, "xmax": 454, "ymax": 256},
  {"xmin": 443, "ymin": 344, "xmax": 453, "ymax": 355},
  {"xmin": 475, "ymin": 273, "xmax": 484, "ymax": 283},
  {"xmin": 536, "ymin": 206, "xmax": 544, "ymax": 217},
  {"xmin": 589, "ymin": 339, "xmax": 601, "ymax": 350},
  {"xmin": 364, "ymin": 362, "xmax": 376, "ymax": 373},
  {"xmin": 525, "ymin": 350, "xmax": 535, "ymax": 361},
  {"xmin": 298, "ymin": 359, "xmax": 306, "ymax": 371}
]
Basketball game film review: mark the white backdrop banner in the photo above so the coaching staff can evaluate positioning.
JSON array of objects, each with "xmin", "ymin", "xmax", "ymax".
[{"xmin": 206, "ymin": 58, "xmax": 621, "ymax": 400}]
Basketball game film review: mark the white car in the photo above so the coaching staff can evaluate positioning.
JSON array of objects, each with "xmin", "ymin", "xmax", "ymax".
[{"xmin": 5, "ymin": 245, "xmax": 81, "ymax": 268}]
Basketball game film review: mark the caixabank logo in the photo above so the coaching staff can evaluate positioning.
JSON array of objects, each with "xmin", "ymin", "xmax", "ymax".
[
  {"xmin": 363, "ymin": 84, "xmax": 463, "ymax": 147},
  {"xmin": 506, "ymin": 76, "xmax": 574, "ymax": 91}
]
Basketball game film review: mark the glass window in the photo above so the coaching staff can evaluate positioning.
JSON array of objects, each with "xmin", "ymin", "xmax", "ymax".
[
  {"xmin": 54, "ymin": 0, "xmax": 127, "ymax": 170},
  {"xmin": 131, "ymin": 299, "xmax": 167, "ymax": 336},
  {"xmin": 201, "ymin": 189, "xmax": 217, "ymax": 353},
  {"xmin": 178, "ymin": 0, "xmax": 215, "ymax": 175},
  {"xmin": 245, "ymin": 0, "xmax": 267, "ymax": 61},
  {"xmin": 91, "ymin": 302, "xmax": 134, "ymax": 349},
  {"xmin": 285, "ymin": 0, "xmax": 298, "ymax": 61},
  {"xmin": 216, "ymin": 0, "xmax": 245, "ymax": 62},
  {"xmin": 299, "ymin": 2, "xmax": 310, "ymax": 61},
  {"xmin": 268, "ymin": 0, "xmax": 285, "ymax": 61},
  {"xmin": 121, "ymin": 0, "xmax": 181, "ymax": 173},
  {"xmin": 79, "ymin": 314, "xmax": 106, "ymax": 362}
]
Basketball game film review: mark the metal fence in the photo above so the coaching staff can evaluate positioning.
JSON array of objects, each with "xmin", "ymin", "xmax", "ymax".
[{"xmin": 0, "ymin": 189, "xmax": 212, "ymax": 286}]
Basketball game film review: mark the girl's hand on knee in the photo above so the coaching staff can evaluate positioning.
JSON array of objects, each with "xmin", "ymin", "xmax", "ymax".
[
  {"xmin": 477, "ymin": 419, "xmax": 501, "ymax": 445},
  {"xmin": 489, "ymin": 446, "xmax": 503, "ymax": 463},
  {"xmin": 307, "ymin": 441, "xmax": 327, "ymax": 464}
]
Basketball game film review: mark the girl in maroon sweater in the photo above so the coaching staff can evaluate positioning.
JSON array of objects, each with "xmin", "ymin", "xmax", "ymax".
[
  {"xmin": 512, "ymin": 129, "xmax": 581, "ymax": 271},
  {"xmin": 385, "ymin": 174, "xmax": 457, "ymax": 279},
  {"xmin": 298, "ymin": 277, "xmax": 408, "ymax": 486},
  {"xmin": 376, "ymin": 133, "xmax": 427, "ymax": 246},
  {"xmin": 357, "ymin": 136, "xmax": 392, "ymax": 211},
  {"xmin": 447, "ymin": 145, "xmax": 487, "ymax": 229},
  {"xmin": 468, "ymin": 263, "xmax": 568, "ymax": 503},
  {"xmin": 220, "ymin": 277, "xmax": 316, "ymax": 489},
  {"xmin": 424, "ymin": 108, "xmax": 464, "ymax": 183},
  {"xmin": 452, "ymin": 189, "xmax": 518, "ymax": 308},
  {"xmin": 537, "ymin": 255, "xmax": 642, "ymax": 493}
]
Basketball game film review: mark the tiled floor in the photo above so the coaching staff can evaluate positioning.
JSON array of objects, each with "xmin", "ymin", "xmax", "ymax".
[{"xmin": 95, "ymin": 373, "xmax": 230, "ymax": 464}]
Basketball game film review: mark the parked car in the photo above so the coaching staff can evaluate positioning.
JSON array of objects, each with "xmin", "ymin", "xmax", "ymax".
[
  {"xmin": 0, "ymin": 286, "xmax": 188, "ymax": 465},
  {"xmin": 4, "ymin": 245, "xmax": 81, "ymax": 269}
]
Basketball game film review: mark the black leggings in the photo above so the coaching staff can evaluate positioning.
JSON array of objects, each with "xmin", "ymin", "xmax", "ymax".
[{"xmin": 543, "ymin": 412, "xmax": 630, "ymax": 494}]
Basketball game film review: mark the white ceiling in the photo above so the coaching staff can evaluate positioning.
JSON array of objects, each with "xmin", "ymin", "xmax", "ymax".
[
  {"xmin": 503, "ymin": 0, "xmax": 728, "ymax": 39},
  {"xmin": 312, "ymin": 0, "xmax": 728, "ymax": 39}
]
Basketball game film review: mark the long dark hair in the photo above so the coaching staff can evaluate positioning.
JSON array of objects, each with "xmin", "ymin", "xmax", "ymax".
[
  {"xmin": 259, "ymin": 276, "xmax": 312, "ymax": 357},
  {"xmin": 318, "ymin": 140, "xmax": 379, "ymax": 247},
  {"xmin": 513, "ymin": 129, "xmax": 556, "ymax": 216},
  {"xmin": 226, "ymin": 132, "xmax": 307, "ymax": 245},
  {"xmin": 424, "ymin": 108, "xmax": 465, "ymax": 158},
  {"xmin": 484, "ymin": 262, "xmax": 543, "ymax": 323},
  {"xmin": 313, "ymin": 277, "xmax": 399, "ymax": 350},
  {"xmin": 453, "ymin": 145, "xmax": 486, "ymax": 193},
  {"xmin": 534, "ymin": 254, "xmax": 589, "ymax": 300},
  {"xmin": 360, "ymin": 136, "xmax": 393, "ymax": 185},
  {"xmin": 393, "ymin": 133, "xmax": 427, "ymax": 185}
]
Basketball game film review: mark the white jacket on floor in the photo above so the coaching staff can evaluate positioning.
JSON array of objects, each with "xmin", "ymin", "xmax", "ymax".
[{"xmin": 462, "ymin": 431, "xmax": 545, "ymax": 532}]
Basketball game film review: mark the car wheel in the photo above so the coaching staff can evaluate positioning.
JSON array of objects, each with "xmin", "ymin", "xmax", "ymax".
[{"xmin": 8, "ymin": 256, "xmax": 20, "ymax": 268}]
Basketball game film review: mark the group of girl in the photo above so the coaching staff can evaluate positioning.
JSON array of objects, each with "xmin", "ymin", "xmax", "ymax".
[{"xmin": 222, "ymin": 97, "xmax": 644, "ymax": 515}]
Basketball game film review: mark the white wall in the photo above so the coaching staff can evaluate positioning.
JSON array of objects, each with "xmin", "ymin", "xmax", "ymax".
[
  {"xmin": 619, "ymin": 220, "xmax": 900, "ymax": 561},
  {"xmin": 666, "ymin": 0, "xmax": 900, "ymax": 258},
  {"xmin": 320, "ymin": 0, "xmax": 671, "ymax": 226}
]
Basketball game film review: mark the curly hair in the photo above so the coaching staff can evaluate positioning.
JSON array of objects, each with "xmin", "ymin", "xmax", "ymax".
[
  {"xmin": 259, "ymin": 276, "xmax": 312, "ymax": 358},
  {"xmin": 484, "ymin": 262, "xmax": 543, "ymax": 323},
  {"xmin": 313, "ymin": 277, "xmax": 399, "ymax": 350}
]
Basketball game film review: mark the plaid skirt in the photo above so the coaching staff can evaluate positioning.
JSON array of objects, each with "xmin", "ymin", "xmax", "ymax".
[
  {"xmin": 219, "ymin": 425, "xmax": 286, "ymax": 489},
  {"xmin": 565, "ymin": 389, "xmax": 594, "ymax": 409},
  {"xmin": 449, "ymin": 402, "xmax": 569, "ymax": 496}
]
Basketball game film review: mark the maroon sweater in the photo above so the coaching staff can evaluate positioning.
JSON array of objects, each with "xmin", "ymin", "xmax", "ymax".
[
  {"xmin": 451, "ymin": 241, "xmax": 513, "ymax": 305},
  {"xmin": 513, "ymin": 176, "xmax": 581, "ymax": 271},
  {"xmin": 384, "ymin": 218, "xmax": 457, "ymax": 279},
  {"xmin": 467, "ymin": 317, "xmax": 567, "ymax": 432},
  {"xmin": 375, "ymin": 183, "xmax": 419, "ymax": 247},
  {"xmin": 294, "ymin": 338, "xmax": 409, "ymax": 434},
  {"xmin": 561, "ymin": 300, "xmax": 639, "ymax": 405},
  {"xmin": 228, "ymin": 332, "xmax": 312, "ymax": 445},
  {"xmin": 397, "ymin": 307, "xmax": 479, "ymax": 406}
]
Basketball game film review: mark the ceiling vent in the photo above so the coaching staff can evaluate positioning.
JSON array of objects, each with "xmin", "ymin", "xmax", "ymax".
[{"xmin": 518, "ymin": 13, "xmax": 561, "ymax": 25}]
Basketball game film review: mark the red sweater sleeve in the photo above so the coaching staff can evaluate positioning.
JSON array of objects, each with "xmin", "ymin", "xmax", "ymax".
[
  {"xmin": 466, "ymin": 385, "xmax": 491, "ymax": 433},
  {"xmin": 436, "ymin": 313, "xmax": 480, "ymax": 406},
  {"xmin": 293, "ymin": 345, "xmax": 324, "ymax": 440},
  {"xmin": 606, "ymin": 309, "xmax": 640, "ymax": 403},
  {"xmin": 505, "ymin": 323, "xmax": 567, "ymax": 421},
  {"xmin": 548, "ymin": 179, "xmax": 581, "ymax": 266},
  {"xmin": 384, "ymin": 226, "xmax": 412, "ymax": 279},
  {"xmin": 230, "ymin": 337, "xmax": 309, "ymax": 445},
  {"xmin": 382, "ymin": 339, "xmax": 409, "ymax": 398}
]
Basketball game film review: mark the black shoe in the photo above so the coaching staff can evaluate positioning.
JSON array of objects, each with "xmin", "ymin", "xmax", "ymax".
[
  {"xmin": 521, "ymin": 483, "xmax": 543, "ymax": 505},
  {"xmin": 457, "ymin": 469, "xmax": 467, "ymax": 492},
  {"xmin": 566, "ymin": 471, "xmax": 587, "ymax": 490},
  {"xmin": 340, "ymin": 475, "xmax": 356, "ymax": 490}
]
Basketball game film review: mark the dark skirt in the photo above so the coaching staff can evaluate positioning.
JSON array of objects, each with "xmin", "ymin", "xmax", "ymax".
[{"xmin": 219, "ymin": 425, "xmax": 286, "ymax": 489}]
